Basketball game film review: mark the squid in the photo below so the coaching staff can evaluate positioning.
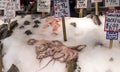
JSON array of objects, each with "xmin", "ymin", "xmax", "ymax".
[{"xmin": 27, "ymin": 39, "xmax": 86, "ymax": 69}]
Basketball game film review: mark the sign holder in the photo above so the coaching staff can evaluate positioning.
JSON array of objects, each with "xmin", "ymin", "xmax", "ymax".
[
  {"xmin": 79, "ymin": 8, "xmax": 83, "ymax": 17},
  {"xmin": 95, "ymin": 2, "xmax": 99, "ymax": 15},
  {"xmin": 62, "ymin": 16, "xmax": 67, "ymax": 41},
  {"xmin": 41, "ymin": 12, "xmax": 45, "ymax": 17},
  {"xmin": 109, "ymin": 40, "xmax": 113, "ymax": 48},
  {"xmin": 8, "ymin": 19, "xmax": 11, "ymax": 30}
]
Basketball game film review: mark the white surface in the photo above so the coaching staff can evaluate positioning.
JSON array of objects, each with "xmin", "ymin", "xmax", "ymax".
[{"xmin": 2, "ymin": 15, "xmax": 120, "ymax": 72}]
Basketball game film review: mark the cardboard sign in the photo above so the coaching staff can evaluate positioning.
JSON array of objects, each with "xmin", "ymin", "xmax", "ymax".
[
  {"xmin": 54, "ymin": 0, "xmax": 70, "ymax": 17},
  {"xmin": 105, "ymin": 0, "xmax": 119, "ymax": 7},
  {"xmin": 37, "ymin": 0, "xmax": 50, "ymax": 12},
  {"xmin": 91, "ymin": 0, "xmax": 102, "ymax": 3},
  {"xmin": 105, "ymin": 10, "xmax": 120, "ymax": 31},
  {"xmin": 0, "ymin": 0, "xmax": 9, "ymax": 10},
  {"xmin": 10, "ymin": 0, "xmax": 21, "ymax": 11},
  {"xmin": 106, "ymin": 32, "xmax": 118, "ymax": 40},
  {"xmin": 4, "ymin": 2, "xmax": 15, "ymax": 19},
  {"xmin": 77, "ymin": 0, "xmax": 87, "ymax": 8}
]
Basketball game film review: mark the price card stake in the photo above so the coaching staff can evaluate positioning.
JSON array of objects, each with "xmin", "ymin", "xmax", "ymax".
[
  {"xmin": 91, "ymin": 0, "xmax": 102, "ymax": 15},
  {"xmin": 79, "ymin": 8, "xmax": 83, "ymax": 17},
  {"xmin": 8, "ymin": 19, "xmax": 11, "ymax": 30},
  {"xmin": 62, "ymin": 16, "xmax": 67, "ymax": 41},
  {"xmin": 41, "ymin": 12, "xmax": 45, "ymax": 17},
  {"xmin": 95, "ymin": 2, "xmax": 98, "ymax": 15},
  {"xmin": 109, "ymin": 40, "xmax": 113, "ymax": 48}
]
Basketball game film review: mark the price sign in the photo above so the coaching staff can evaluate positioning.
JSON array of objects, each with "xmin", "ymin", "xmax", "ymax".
[
  {"xmin": 37, "ymin": 0, "xmax": 50, "ymax": 12},
  {"xmin": 105, "ymin": 0, "xmax": 119, "ymax": 7},
  {"xmin": 4, "ymin": 2, "xmax": 15, "ymax": 19},
  {"xmin": 77, "ymin": 0, "xmax": 87, "ymax": 8},
  {"xmin": 106, "ymin": 32, "xmax": 118, "ymax": 40},
  {"xmin": 91, "ymin": 0, "xmax": 102, "ymax": 3},
  {"xmin": 11, "ymin": 0, "xmax": 21, "ymax": 11},
  {"xmin": 54, "ymin": 0, "xmax": 70, "ymax": 17},
  {"xmin": 0, "ymin": 0, "xmax": 9, "ymax": 10},
  {"xmin": 105, "ymin": 10, "xmax": 120, "ymax": 31}
]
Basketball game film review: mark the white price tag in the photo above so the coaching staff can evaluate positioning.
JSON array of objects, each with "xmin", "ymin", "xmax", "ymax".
[
  {"xmin": 54, "ymin": 0, "xmax": 70, "ymax": 17},
  {"xmin": 37, "ymin": 0, "xmax": 50, "ymax": 12},
  {"xmin": 11, "ymin": 0, "xmax": 21, "ymax": 11},
  {"xmin": 105, "ymin": 0, "xmax": 119, "ymax": 7},
  {"xmin": 91, "ymin": 0, "xmax": 102, "ymax": 3},
  {"xmin": 77, "ymin": 0, "xmax": 87, "ymax": 8},
  {"xmin": 4, "ymin": 2, "xmax": 15, "ymax": 19},
  {"xmin": 105, "ymin": 10, "xmax": 120, "ymax": 31},
  {"xmin": 0, "ymin": 0, "xmax": 9, "ymax": 10}
]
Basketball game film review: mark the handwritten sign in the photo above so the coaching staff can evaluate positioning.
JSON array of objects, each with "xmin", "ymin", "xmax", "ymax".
[
  {"xmin": 0, "ymin": 0, "xmax": 9, "ymax": 10},
  {"xmin": 77, "ymin": 0, "xmax": 87, "ymax": 8},
  {"xmin": 106, "ymin": 32, "xmax": 118, "ymax": 40},
  {"xmin": 105, "ymin": 0, "xmax": 119, "ymax": 7},
  {"xmin": 37, "ymin": 0, "xmax": 50, "ymax": 12},
  {"xmin": 91, "ymin": 0, "xmax": 102, "ymax": 3},
  {"xmin": 4, "ymin": 2, "xmax": 15, "ymax": 19},
  {"xmin": 0, "ymin": 0, "xmax": 20, "ymax": 10},
  {"xmin": 54, "ymin": 0, "xmax": 70, "ymax": 17},
  {"xmin": 105, "ymin": 10, "xmax": 120, "ymax": 31},
  {"xmin": 11, "ymin": 0, "xmax": 21, "ymax": 11}
]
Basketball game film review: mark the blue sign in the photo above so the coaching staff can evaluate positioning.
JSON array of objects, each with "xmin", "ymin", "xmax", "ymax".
[{"xmin": 106, "ymin": 32, "xmax": 118, "ymax": 40}]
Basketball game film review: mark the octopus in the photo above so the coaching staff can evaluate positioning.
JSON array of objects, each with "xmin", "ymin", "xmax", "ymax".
[
  {"xmin": 43, "ymin": 16, "xmax": 61, "ymax": 35},
  {"xmin": 27, "ymin": 39, "xmax": 86, "ymax": 69}
]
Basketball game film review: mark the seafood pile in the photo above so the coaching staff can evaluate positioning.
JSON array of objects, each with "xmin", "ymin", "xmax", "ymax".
[
  {"xmin": 43, "ymin": 16, "xmax": 61, "ymax": 34},
  {"xmin": 27, "ymin": 39, "xmax": 86, "ymax": 68}
]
